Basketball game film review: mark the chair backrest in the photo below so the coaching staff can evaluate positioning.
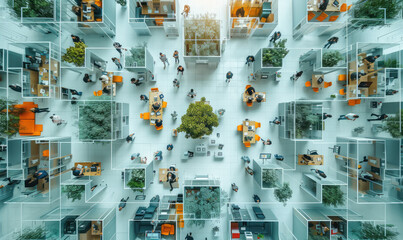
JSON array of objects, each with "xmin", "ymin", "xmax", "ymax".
[
  {"xmin": 237, "ymin": 125, "xmax": 243, "ymax": 132},
  {"xmin": 305, "ymin": 81, "xmax": 312, "ymax": 87},
  {"xmin": 338, "ymin": 74, "xmax": 346, "ymax": 81},
  {"xmin": 255, "ymin": 122, "xmax": 261, "ymax": 128},
  {"xmin": 316, "ymin": 12, "xmax": 328, "ymax": 22},
  {"xmin": 339, "ymin": 88, "xmax": 346, "ymax": 95},
  {"xmin": 156, "ymin": 125, "xmax": 163, "ymax": 131},
  {"xmin": 93, "ymin": 91, "xmax": 97, "ymax": 96},
  {"xmin": 244, "ymin": 142, "xmax": 251, "ymax": 147},
  {"xmin": 143, "ymin": 112, "xmax": 150, "ymax": 120},
  {"xmin": 246, "ymin": 101, "xmax": 253, "ymax": 107},
  {"xmin": 42, "ymin": 150, "xmax": 49, "ymax": 157},
  {"xmin": 355, "ymin": 99, "xmax": 361, "ymax": 105},
  {"xmin": 328, "ymin": 15, "xmax": 339, "ymax": 22},
  {"xmin": 308, "ymin": 11, "xmax": 316, "ymax": 21},
  {"xmin": 112, "ymin": 75, "xmax": 123, "ymax": 83},
  {"xmin": 255, "ymin": 134, "xmax": 261, "ymax": 142},
  {"xmin": 313, "ymin": 88, "xmax": 319, "ymax": 92},
  {"xmin": 151, "ymin": 88, "xmax": 159, "ymax": 92},
  {"xmin": 348, "ymin": 100, "xmax": 355, "ymax": 106},
  {"xmin": 140, "ymin": 113, "xmax": 144, "ymax": 119},
  {"xmin": 245, "ymin": 85, "xmax": 252, "ymax": 90},
  {"xmin": 324, "ymin": 82, "xmax": 332, "ymax": 88},
  {"xmin": 162, "ymin": 102, "xmax": 167, "ymax": 108},
  {"xmin": 340, "ymin": 3, "xmax": 347, "ymax": 12},
  {"xmin": 97, "ymin": 90, "xmax": 103, "ymax": 96}
]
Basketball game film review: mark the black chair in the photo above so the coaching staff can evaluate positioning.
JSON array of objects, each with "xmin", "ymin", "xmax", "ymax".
[{"xmin": 307, "ymin": 149, "xmax": 319, "ymax": 155}]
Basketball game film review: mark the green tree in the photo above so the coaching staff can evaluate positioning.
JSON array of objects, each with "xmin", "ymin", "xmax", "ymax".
[
  {"xmin": 125, "ymin": 47, "xmax": 145, "ymax": 67},
  {"xmin": 262, "ymin": 169, "xmax": 279, "ymax": 188},
  {"xmin": 7, "ymin": 0, "xmax": 54, "ymax": 18},
  {"xmin": 322, "ymin": 51, "xmax": 343, "ymax": 67},
  {"xmin": 184, "ymin": 187, "xmax": 221, "ymax": 219},
  {"xmin": 0, "ymin": 98, "xmax": 23, "ymax": 137},
  {"xmin": 78, "ymin": 98, "xmax": 112, "ymax": 140},
  {"xmin": 356, "ymin": 222, "xmax": 399, "ymax": 240},
  {"xmin": 381, "ymin": 110, "xmax": 402, "ymax": 138},
  {"xmin": 262, "ymin": 39, "xmax": 289, "ymax": 67},
  {"xmin": 177, "ymin": 97, "xmax": 219, "ymax": 139},
  {"xmin": 322, "ymin": 185, "xmax": 344, "ymax": 207},
  {"xmin": 274, "ymin": 182, "xmax": 293, "ymax": 206},
  {"xmin": 295, "ymin": 103, "xmax": 321, "ymax": 139},
  {"xmin": 354, "ymin": 0, "xmax": 403, "ymax": 19},
  {"xmin": 127, "ymin": 169, "xmax": 145, "ymax": 192},
  {"xmin": 62, "ymin": 42, "xmax": 87, "ymax": 67},
  {"xmin": 62, "ymin": 185, "xmax": 85, "ymax": 202}
]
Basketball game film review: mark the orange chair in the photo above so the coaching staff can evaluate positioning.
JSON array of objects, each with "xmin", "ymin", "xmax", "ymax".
[
  {"xmin": 246, "ymin": 101, "xmax": 253, "ymax": 107},
  {"xmin": 324, "ymin": 82, "xmax": 332, "ymax": 88},
  {"xmin": 313, "ymin": 88, "xmax": 319, "ymax": 93},
  {"xmin": 245, "ymin": 85, "xmax": 252, "ymax": 90},
  {"xmin": 156, "ymin": 125, "xmax": 163, "ymax": 131},
  {"xmin": 316, "ymin": 12, "xmax": 328, "ymax": 22},
  {"xmin": 155, "ymin": 18, "xmax": 164, "ymax": 26},
  {"xmin": 255, "ymin": 134, "xmax": 261, "ymax": 142},
  {"xmin": 151, "ymin": 88, "xmax": 159, "ymax": 92},
  {"xmin": 244, "ymin": 142, "xmax": 251, "ymax": 148},
  {"xmin": 237, "ymin": 125, "xmax": 243, "ymax": 132},
  {"xmin": 178, "ymin": 215, "xmax": 184, "ymax": 228},
  {"xmin": 308, "ymin": 12, "xmax": 316, "ymax": 21},
  {"xmin": 355, "ymin": 99, "xmax": 361, "ymax": 105},
  {"xmin": 94, "ymin": 90, "xmax": 103, "ymax": 96},
  {"xmin": 161, "ymin": 224, "xmax": 174, "ymax": 235},
  {"xmin": 339, "ymin": 88, "xmax": 346, "ymax": 95},
  {"xmin": 255, "ymin": 122, "xmax": 261, "ymax": 128},
  {"xmin": 112, "ymin": 75, "xmax": 123, "ymax": 83},
  {"xmin": 176, "ymin": 204, "xmax": 183, "ymax": 214},
  {"xmin": 42, "ymin": 150, "xmax": 49, "ymax": 157},
  {"xmin": 338, "ymin": 74, "xmax": 346, "ymax": 81},
  {"xmin": 347, "ymin": 4, "xmax": 352, "ymax": 11},
  {"xmin": 348, "ymin": 100, "xmax": 356, "ymax": 106},
  {"xmin": 329, "ymin": 15, "xmax": 339, "ymax": 22},
  {"xmin": 140, "ymin": 112, "xmax": 150, "ymax": 120},
  {"xmin": 305, "ymin": 81, "xmax": 312, "ymax": 87},
  {"xmin": 340, "ymin": 3, "xmax": 347, "ymax": 12},
  {"xmin": 162, "ymin": 102, "xmax": 167, "ymax": 108}
]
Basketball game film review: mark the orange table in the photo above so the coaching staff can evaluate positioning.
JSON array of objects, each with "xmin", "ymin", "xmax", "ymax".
[{"xmin": 149, "ymin": 91, "xmax": 163, "ymax": 125}]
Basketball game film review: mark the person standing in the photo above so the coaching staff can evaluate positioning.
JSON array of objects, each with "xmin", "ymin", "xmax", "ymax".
[
  {"xmin": 71, "ymin": 34, "xmax": 82, "ymax": 43},
  {"xmin": 187, "ymin": 89, "xmax": 196, "ymax": 98},
  {"xmin": 159, "ymin": 53, "xmax": 169, "ymax": 69},
  {"xmin": 367, "ymin": 113, "xmax": 388, "ymax": 121},
  {"xmin": 83, "ymin": 73, "xmax": 93, "ymax": 83},
  {"xmin": 173, "ymin": 78, "xmax": 180, "ymax": 88},
  {"xmin": 290, "ymin": 71, "xmax": 303, "ymax": 81},
  {"xmin": 140, "ymin": 95, "xmax": 149, "ymax": 102},
  {"xmin": 269, "ymin": 117, "xmax": 281, "ymax": 125},
  {"xmin": 226, "ymin": 71, "xmax": 233, "ymax": 83},
  {"xmin": 386, "ymin": 89, "xmax": 398, "ymax": 95},
  {"xmin": 131, "ymin": 153, "xmax": 140, "ymax": 161},
  {"xmin": 261, "ymin": 138, "xmax": 272, "ymax": 145},
  {"xmin": 173, "ymin": 50, "xmax": 179, "ymax": 64},
  {"xmin": 338, "ymin": 113, "xmax": 359, "ymax": 121},
  {"xmin": 323, "ymin": 36, "xmax": 339, "ymax": 49},
  {"xmin": 171, "ymin": 111, "xmax": 178, "ymax": 120},
  {"xmin": 253, "ymin": 194, "xmax": 261, "ymax": 203},
  {"xmin": 323, "ymin": 113, "xmax": 332, "ymax": 120},
  {"xmin": 364, "ymin": 55, "xmax": 380, "ymax": 64},
  {"xmin": 274, "ymin": 154, "xmax": 284, "ymax": 161},
  {"xmin": 50, "ymin": 114, "xmax": 67, "ymax": 125},
  {"xmin": 112, "ymin": 57, "xmax": 122, "ymax": 70},
  {"xmin": 311, "ymin": 169, "xmax": 327, "ymax": 178},
  {"xmin": 245, "ymin": 166, "xmax": 254, "ymax": 175},
  {"xmin": 131, "ymin": 78, "xmax": 143, "ymax": 86},
  {"xmin": 245, "ymin": 55, "xmax": 255, "ymax": 66},
  {"xmin": 177, "ymin": 65, "xmax": 184, "ymax": 75},
  {"xmin": 9, "ymin": 84, "xmax": 22, "ymax": 93},
  {"xmin": 70, "ymin": 89, "xmax": 82, "ymax": 96},
  {"xmin": 167, "ymin": 144, "xmax": 174, "ymax": 151},
  {"xmin": 118, "ymin": 197, "xmax": 129, "ymax": 211},
  {"xmin": 30, "ymin": 108, "xmax": 50, "ymax": 113},
  {"xmin": 231, "ymin": 183, "xmax": 238, "ymax": 192},
  {"xmin": 113, "ymin": 42, "xmax": 127, "ymax": 56},
  {"xmin": 269, "ymin": 31, "xmax": 281, "ymax": 43},
  {"xmin": 126, "ymin": 133, "xmax": 135, "ymax": 143}
]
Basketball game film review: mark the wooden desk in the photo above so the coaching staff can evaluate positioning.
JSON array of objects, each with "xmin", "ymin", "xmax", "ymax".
[
  {"xmin": 311, "ymin": 74, "xmax": 324, "ymax": 88},
  {"xmin": 242, "ymin": 91, "xmax": 266, "ymax": 102},
  {"xmin": 141, "ymin": 0, "xmax": 175, "ymax": 17},
  {"xmin": 298, "ymin": 154, "xmax": 323, "ymax": 165},
  {"xmin": 159, "ymin": 168, "xmax": 179, "ymax": 188},
  {"xmin": 347, "ymin": 85, "xmax": 369, "ymax": 98},
  {"xmin": 149, "ymin": 91, "xmax": 163, "ymax": 125},
  {"xmin": 81, "ymin": 1, "xmax": 95, "ymax": 22},
  {"xmin": 74, "ymin": 162, "xmax": 101, "ymax": 176},
  {"xmin": 101, "ymin": 72, "xmax": 116, "ymax": 96},
  {"xmin": 91, "ymin": 221, "xmax": 102, "ymax": 235},
  {"xmin": 242, "ymin": 120, "xmax": 256, "ymax": 144},
  {"xmin": 348, "ymin": 59, "xmax": 379, "ymax": 97},
  {"xmin": 307, "ymin": 0, "xmax": 343, "ymax": 12}
]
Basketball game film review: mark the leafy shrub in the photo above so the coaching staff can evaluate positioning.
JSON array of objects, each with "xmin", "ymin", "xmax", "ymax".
[
  {"xmin": 0, "ymin": 98, "xmax": 22, "ymax": 137},
  {"xmin": 322, "ymin": 51, "xmax": 343, "ymax": 67},
  {"xmin": 274, "ymin": 182, "xmax": 293, "ymax": 206},
  {"xmin": 125, "ymin": 47, "xmax": 145, "ymax": 67},
  {"xmin": 62, "ymin": 42, "xmax": 87, "ymax": 67},
  {"xmin": 262, "ymin": 39, "xmax": 289, "ymax": 67},
  {"xmin": 184, "ymin": 187, "xmax": 220, "ymax": 219},
  {"xmin": 262, "ymin": 169, "xmax": 280, "ymax": 188},
  {"xmin": 17, "ymin": 226, "xmax": 47, "ymax": 240},
  {"xmin": 7, "ymin": 0, "xmax": 53, "ymax": 18},
  {"xmin": 127, "ymin": 169, "xmax": 145, "ymax": 191},
  {"xmin": 79, "ymin": 99, "xmax": 112, "ymax": 140},
  {"xmin": 382, "ymin": 110, "xmax": 403, "ymax": 138},
  {"xmin": 62, "ymin": 185, "xmax": 85, "ymax": 202},
  {"xmin": 355, "ymin": 222, "xmax": 399, "ymax": 240},
  {"xmin": 322, "ymin": 185, "xmax": 344, "ymax": 207}
]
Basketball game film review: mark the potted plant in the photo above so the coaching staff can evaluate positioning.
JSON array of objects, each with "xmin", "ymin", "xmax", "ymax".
[
  {"xmin": 0, "ymin": 98, "xmax": 22, "ymax": 137},
  {"xmin": 381, "ymin": 110, "xmax": 403, "ymax": 138},
  {"xmin": 322, "ymin": 185, "xmax": 344, "ymax": 207},
  {"xmin": 62, "ymin": 42, "xmax": 87, "ymax": 67},
  {"xmin": 262, "ymin": 169, "xmax": 280, "ymax": 188},
  {"xmin": 7, "ymin": 0, "xmax": 54, "ymax": 18},
  {"xmin": 295, "ymin": 103, "xmax": 322, "ymax": 139},
  {"xmin": 127, "ymin": 169, "xmax": 145, "ymax": 192},
  {"xmin": 322, "ymin": 51, "xmax": 343, "ymax": 67},
  {"xmin": 17, "ymin": 226, "xmax": 47, "ymax": 240},
  {"xmin": 125, "ymin": 47, "xmax": 145, "ymax": 67},
  {"xmin": 262, "ymin": 39, "xmax": 289, "ymax": 67},
  {"xmin": 274, "ymin": 182, "xmax": 293, "ymax": 206},
  {"xmin": 330, "ymin": 94, "xmax": 337, "ymax": 99},
  {"xmin": 257, "ymin": 233, "xmax": 264, "ymax": 239},
  {"xmin": 62, "ymin": 185, "xmax": 85, "ymax": 202},
  {"xmin": 354, "ymin": 222, "xmax": 398, "ymax": 240},
  {"xmin": 78, "ymin": 98, "xmax": 112, "ymax": 141},
  {"xmin": 177, "ymin": 97, "xmax": 219, "ymax": 139}
]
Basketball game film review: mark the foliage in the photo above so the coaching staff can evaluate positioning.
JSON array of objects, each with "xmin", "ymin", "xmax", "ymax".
[
  {"xmin": 322, "ymin": 185, "xmax": 344, "ymax": 207},
  {"xmin": 125, "ymin": 47, "xmax": 145, "ymax": 67},
  {"xmin": 62, "ymin": 185, "xmax": 85, "ymax": 202},
  {"xmin": 186, "ymin": 40, "xmax": 220, "ymax": 56},
  {"xmin": 127, "ymin": 169, "xmax": 145, "ymax": 191},
  {"xmin": 295, "ymin": 103, "xmax": 322, "ymax": 139},
  {"xmin": 322, "ymin": 51, "xmax": 343, "ymax": 67},
  {"xmin": 184, "ymin": 186, "xmax": 221, "ymax": 219},
  {"xmin": 383, "ymin": 59, "xmax": 399, "ymax": 68},
  {"xmin": 355, "ymin": 222, "xmax": 399, "ymax": 240},
  {"xmin": 177, "ymin": 97, "xmax": 219, "ymax": 139},
  {"xmin": 62, "ymin": 42, "xmax": 87, "ymax": 67},
  {"xmin": 16, "ymin": 227, "xmax": 47, "ymax": 240},
  {"xmin": 262, "ymin": 169, "xmax": 280, "ymax": 188},
  {"xmin": 353, "ymin": 127, "xmax": 364, "ymax": 135},
  {"xmin": 184, "ymin": 13, "xmax": 220, "ymax": 39},
  {"xmin": 7, "ymin": 0, "xmax": 53, "ymax": 18},
  {"xmin": 115, "ymin": 0, "xmax": 127, "ymax": 6},
  {"xmin": 78, "ymin": 98, "xmax": 112, "ymax": 140},
  {"xmin": 381, "ymin": 110, "xmax": 403, "ymax": 138},
  {"xmin": 354, "ymin": 0, "xmax": 403, "ymax": 19},
  {"xmin": 262, "ymin": 39, "xmax": 289, "ymax": 67},
  {"xmin": 0, "ymin": 98, "xmax": 22, "ymax": 137},
  {"xmin": 257, "ymin": 233, "xmax": 264, "ymax": 239},
  {"xmin": 274, "ymin": 182, "xmax": 293, "ymax": 206}
]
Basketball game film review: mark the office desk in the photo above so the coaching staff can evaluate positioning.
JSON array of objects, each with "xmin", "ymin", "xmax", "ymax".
[
  {"xmin": 81, "ymin": 1, "xmax": 95, "ymax": 22},
  {"xmin": 347, "ymin": 85, "xmax": 369, "ymax": 98},
  {"xmin": 74, "ymin": 162, "xmax": 101, "ymax": 176},
  {"xmin": 141, "ymin": 0, "xmax": 175, "ymax": 17},
  {"xmin": 242, "ymin": 120, "xmax": 256, "ymax": 144},
  {"xmin": 348, "ymin": 58, "xmax": 379, "ymax": 97},
  {"xmin": 311, "ymin": 74, "xmax": 324, "ymax": 88},
  {"xmin": 149, "ymin": 91, "xmax": 163, "ymax": 125},
  {"xmin": 91, "ymin": 221, "xmax": 102, "ymax": 235},
  {"xmin": 101, "ymin": 72, "xmax": 116, "ymax": 96},
  {"xmin": 298, "ymin": 154, "xmax": 323, "ymax": 165},
  {"xmin": 307, "ymin": 0, "xmax": 343, "ymax": 12},
  {"xmin": 242, "ymin": 91, "xmax": 266, "ymax": 102},
  {"xmin": 159, "ymin": 168, "xmax": 179, "ymax": 188}
]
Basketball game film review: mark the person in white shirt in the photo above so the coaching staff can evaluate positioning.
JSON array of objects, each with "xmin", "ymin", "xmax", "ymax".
[
  {"xmin": 338, "ymin": 113, "xmax": 359, "ymax": 121},
  {"xmin": 99, "ymin": 75, "xmax": 109, "ymax": 83},
  {"xmin": 50, "ymin": 114, "xmax": 66, "ymax": 125}
]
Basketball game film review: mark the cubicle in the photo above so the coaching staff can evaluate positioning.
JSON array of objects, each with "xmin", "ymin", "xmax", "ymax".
[
  {"xmin": 124, "ymin": 162, "xmax": 154, "ymax": 191},
  {"xmin": 253, "ymin": 159, "xmax": 284, "ymax": 189},
  {"xmin": 76, "ymin": 207, "xmax": 116, "ymax": 240},
  {"xmin": 124, "ymin": 46, "xmax": 155, "ymax": 81},
  {"xmin": 300, "ymin": 173, "xmax": 347, "ymax": 204}
]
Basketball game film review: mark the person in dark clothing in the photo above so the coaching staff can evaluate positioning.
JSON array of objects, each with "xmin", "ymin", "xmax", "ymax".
[
  {"xmin": 324, "ymin": 36, "xmax": 339, "ymax": 49},
  {"xmin": 131, "ymin": 78, "xmax": 142, "ymax": 86},
  {"xmin": 185, "ymin": 233, "xmax": 194, "ymax": 240},
  {"xmin": 113, "ymin": 42, "xmax": 127, "ymax": 55},
  {"xmin": 253, "ymin": 194, "xmax": 261, "ymax": 203},
  {"xmin": 323, "ymin": 113, "xmax": 332, "ymax": 120},
  {"xmin": 245, "ymin": 166, "xmax": 254, "ymax": 175},
  {"xmin": 33, "ymin": 170, "xmax": 48, "ymax": 179},
  {"xmin": 70, "ymin": 89, "xmax": 82, "ymax": 96},
  {"xmin": 140, "ymin": 95, "xmax": 148, "ymax": 102},
  {"xmin": 274, "ymin": 154, "xmax": 284, "ymax": 161},
  {"xmin": 118, "ymin": 197, "xmax": 129, "ymax": 211},
  {"xmin": 386, "ymin": 89, "xmax": 398, "ymax": 95},
  {"xmin": 126, "ymin": 133, "xmax": 135, "ymax": 143},
  {"xmin": 290, "ymin": 71, "xmax": 303, "ymax": 81},
  {"xmin": 311, "ymin": 169, "xmax": 327, "ymax": 178},
  {"xmin": 235, "ymin": 7, "xmax": 245, "ymax": 17},
  {"xmin": 226, "ymin": 71, "xmax": 233, "ymax": 83},
  {"xmin": 364, "ymin": 55, "xmax": 380, "ymax": 64},
  {"xmin": 152, "ymin": 102, "xmax": 161, "ymax": 111},
  {"xmin": 270, "ymin": 117, "xmax": 281, "ymax": 125},
  {"xmin": 167, "ymin": 172, "xmax": 176, "ymax": 191},
  {"xmin": 231, "ymin": 183, "xmax": 239, "ymax": 192},
  {"xmin": 102, "ymin": 87, "xmax": 111, "ymax": 94},
  {"xmin": 71, "ymin": 34, "xmax": 82, "ymax": 43},
  {"xmin": 25, "ymin": 177, "xmax": 38, "ymax": 187},
  {"xmin": 26, "ymin": 55, "xmax": 39, "ymax": 64},
  {"xmin": 155, "ymin": 119, "xmax": 163, "ymax": 127},
  {"xmin": 167, "ymin": 144, "xmax": 173, "ymax": 151},
  {"xmin": 318, "ymin": 0, "xmax": 329, "ymax": 11},
  {"xmin": 91, "ymin": 3, "xmax": 102, "ymax": 18},
  {"xmin": 367, "ymin": 113, "xmax": 388, "ymax": 121},
  {"xmin": 72, "ymin": 6, "xmax": 81, "ymax": 17},
  {"xmin": 9, "ymin": 84, "xmax": 22, "ymax": 92},
  {"xmin": 246, "ymin": 86, "xmax": 255, "ymax": 95},
  {"xmin": 83, "ymin": 73, "xmax": 92, "ymax": 83},
  {"xmin": 30, "ymin": 108, "xmax": 50, "ymax": 113},
  {"xmin": 270, "ymin": 31, "xmax": 281, "ymax": 43},
  {"xmin": 71, "ymin": 167, "xmax": 84, "ymax": 177},
  {"xmin": 246, "ymin": 55, "xmax": 255, "ymax": 66},
  {"xmin": 177, "ymin": 65, "xmax": 184, "ymax": 75},
  {"xmin": 256, "ymin": 94, "xmax": 264, "ymax": 103},
  {"xmin": 350, "ymin": 72, "xmax": 366, "ymax": 81}
]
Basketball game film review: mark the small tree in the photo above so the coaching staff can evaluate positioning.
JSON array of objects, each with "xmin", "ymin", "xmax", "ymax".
[
  {"xmin": 127, "ymin": 169, "xmax": 145, "ymax": 192},
  {"xmin": 177, "ymin": 97, "xmax": 219, "ymax": 139},
  {"xmin": 125, "ymin": 47, "xmax": 145, "ymax": 67},
  {"xmin": 62, "ymin": 185, "xmax": 85, "ymax": 202},
  {"xmin": 353, "ymin": 127, "xmax": 364, "ymax": 135},
  {"xmin": 322, "ymin": 51, "xmax": 343, "ymax": 67},
  {"xmin": 322, "ymin": 185, "xmax": 344, "ymax": 207},
  {"xmin": 274, "ymin": 182, "xmax": 293, "ymax": 206},
  {"xmin": 381, "ymin": 110, "xmax": 402, "ymax": 138},
  {"xmin": 356, "ymin": 222, "xmax": 399, "ymax": 240},
  {"xmin": 62, "ymin": 42, "xmax": 87, "ymax": 67},
  {"xmin": 7, "ymin": 0, "xmax": 54, "ymax": 18},
  {"xmin": 78, "ymin": 98, "xmax": 112, "ymax": 140},
  {"xmin": 262, "ymin": 39, "xmax": 289, "ymax": 67},
  {"xmin": 0, "ymin": 98, "xmax": 23, "ymax": 137},
  {"xmin": 262, "ymin": 169, "xmax": 279, "ymax": 188}
]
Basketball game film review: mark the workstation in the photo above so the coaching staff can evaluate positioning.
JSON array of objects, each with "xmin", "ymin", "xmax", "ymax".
[
  {"xmin": 76, "ymin": 207, "xmax": 116, "ymax": 240},
  {"xmin": 293, "ymin": 208, "xmax": 333, "ymax": 240},
  {"xmin": 237, "ymin": 120, "xmax": 261, "ymax": 147},
  {"xmin": 140, "ymin": 88, "xmax": 166, "ymax": 130},
  {"xmin": 242, "ymin": 84, "xmax": 266, "ymax": 106},
  {"xmin": 74, "ymin": 162, "xmax": 101, "ymax": 176}
]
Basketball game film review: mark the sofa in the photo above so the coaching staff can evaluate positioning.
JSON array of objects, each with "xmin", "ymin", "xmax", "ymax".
[
  {"xmin": 161, "ymin": 224, "xmax": 175, "ymax": 236},
  {"xmin": 14, "ymin": 102, "xmax": 43, "ymax": 136},
  {"xmin": 252, "ymin": 206, "xmax": 265, "ymax": 220},
  {"xmin": 144, "ymin": 195, "xmax": 160, "ymax": 219}
]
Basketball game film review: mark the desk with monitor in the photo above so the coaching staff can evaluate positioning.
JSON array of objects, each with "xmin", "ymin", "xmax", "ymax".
[{"xmin": 74, "ymin": 162, "xmax": 101, "ymax": 176}]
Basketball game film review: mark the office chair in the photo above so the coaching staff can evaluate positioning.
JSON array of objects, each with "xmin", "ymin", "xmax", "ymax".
[
  {"xmin": 307, "ymin": 149, "xmax": 318, "ymax": 155},
  {"xmin": 329, "ymin": 145, "xmax": 341, "ymax": 154}
]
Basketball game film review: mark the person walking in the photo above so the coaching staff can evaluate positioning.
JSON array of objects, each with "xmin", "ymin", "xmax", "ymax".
[
  {"xmin": 338, "ymin": 113, "xmax": 359, "ymax": 121},
  {"xmin": 112, "ymin": 57, "xmax": 122, "ymax": 70},
  {"xmin": 245, "ymin": 166, "xmax": 254, "ymax": 175},
  {"xmin": 245, "ymin": 55, "xmax": 255, "ymax": 66},
  {"xmin": 261, "ymin": 138, "xmax": 272, "ymax": 145},
  {"xmin": 131, "ymin": 153, "xmax": 140, "ymax": 161},
  {"xmin": 140, "ymin": 95, "xmax": 149, "ymax": 102},
  {"xmin": 274, "ymin": 154, "xmax": 284, "ymax": 161},
  {"xmin": 50, "ymin": 114, "xmax": 66, "ymax": 125},
  {"xmin": 83, "ymin": 73, "xmax": 93, "ymax": 83},
  {"xmin": 182, "ymin": 5, "xmax": 190, "ymax": 17},
  {"xmin": 131, "ymin": 78, "xmax": 143, "ymax": 86},
  {"xmin": 386, "ymin": 89, "xmax": 398, "ymax": 95},
  {"xmin": 323, "ymin": 36, "xmax": 339, "ymax": 49},
  {"xmin": 231, "ymin": 183, "xmax": 238, "ymax": 192},
  {"xmin": 173, "ymin": 78, "xmax": 180, "ymax": 88},
  {"xmin": 159, "ymin": 53, "xmax": 169, "ymax": 69},
  {"xmin": 187, "ymin": 89, "xmax": 196, "ymax": 98},
  {"xmin": 367, "ymin": 113, "xmax": 388, "ymax": 121},
  {"xmin": 171, "ymin": 111, "xmax": 178, "ymax": 120},
  {"xmin": 167, "ymin": 172, "xmax": 176, "ymax": 191},
  {"xmin": 9, "ymin": 84, "xmax": 22, "ymax": 93},
  {"xmin": 30, "ymin": 107, "xmax": 50, "ymax": 113},
  {"xmin": 290, "ymin": 71, "xmax": 303, "ymax": 81},
  {"xmin": 173, "ymin": 50, "xmax": 179, "ymax": 64},
  {"xmin": 311, "ymin": 169, "xmax": 327, "ymax": 178},
  {"xmin": 126, "ymin": 133, "xmax": 135, "ymax": 143},
  {"xmin": 113, "ymin": 42, "xmax": 127, "ymax": 56},
  {"xmin": 118, "ymin": 197, "xmax": 129, "ymax": 211},
  {"xmin": 71, "ymin": 34, "xmax": 82, "ymax": 43},
  {"xmin": 253, "ymin": 194, "xmax": 261, "ymax": 203},
  {"xmin": 177, "ymin": 65, "xmax": 184, "ymax": 75},
  {"xmin": 323, "ymin": 113, "xmax": 332, "ymax": 120},
  {"xmin": 269, "ymin": 117, "xmax": 281, "ymax": 125},
  {"xmin": 226, "ymin": 71, "xmax": 233, "ymax": 83},
  {"xmin": 167, "ymin": 144, "xmax": 174, "ymax": 151},
  {"xmin": 70, "ymin": 89, "xmax": 82, "ymax": 96},
  {"xmin": 269, "ymin": 31, "xmax": 281, "ymax": 43}
]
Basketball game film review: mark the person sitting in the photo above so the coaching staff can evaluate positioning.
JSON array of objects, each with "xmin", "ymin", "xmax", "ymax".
[
  {"xmin": 155, "ymin": 119, "xmax": 163, "ymax": 127},
  {"xmin": 274, "ymin": 154, "xmax": 284, "ymax": 161},
  {"xmin": 72, "ymin": 6, "xmax": 81, "ymax": 17},
  {"xmin": 318, "ymin": 0, "xmax": 329, "ymax": 11},
  {"xmin": 34, "ymin": 170, "xmax": 48, "ymax": 180},
  {"xmin": 247, "ymin": 97, "xmax": 253, "ymax": 103},
  {"xmin": 350, "ymin": 72, "xmax": 366, "ymax": 81},
  {"xmin": 71, "ymin": 167, "xmax": 84, "ymax": 177},
  {"xmin": 91, "ymin": 4, "xmax": 102, "ymax": 19},
  {"xmin": 152, "ymin": 102, "xmax": 161, "ymax": 111},
  {"xmin": 256, "ymin": 95, "xmax": 263, "ymax": 103},
  {"xmin": 187, "ymin": 151, "xmax": 194, "ymax": 157},
  {"xmin": 25, "ymin": 177, "xmax": 39, "ymax": 187},
  {"xmin": 246, "ymin": 86, "xmax": 255, "ymax": 95},
  {"xmin": 102, "ymin": 86, "xmax": 110, "ymax": 94},
  {"xmin": 167, "ymin": 172, "xmax": 176, "ymax": 191},
  {"xmin": 364, "ymin": 55, "xmax": 380, "ymax": 64}
]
